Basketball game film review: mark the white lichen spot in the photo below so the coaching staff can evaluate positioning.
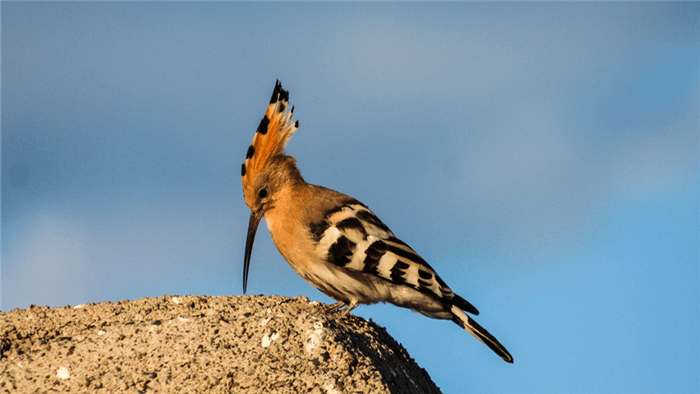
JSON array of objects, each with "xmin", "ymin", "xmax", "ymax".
[
  {"xmin": 259, "ymin": 317, "xmax": 272, "ymax": 327},
  {"xmin": 172, "ymin": 297, "xmax": 182, "ymax": 304},
  {"xmin": 323, "ymin": 381, "xmax": 342, "ymax": 394},
  {"xmin": 261, "ymin": 332, "xmax": 280, "ymax": 348},
  {"xmin": 73, "ymin": 304, "xmax": 85, "ymax": 309},
  {"xmin": 97, "ymin": 330, "xmax": 107, "ymax": 336},
  {"xmin": 178, "ymin": 316, "xmax": 189, "ymax": 322},
  {"xmin": 57, "ymin": 366, "xmax": 70, "ymax": 380},
  {"xmin": 304, "ymin": 321, "xmax": 325, "ymax": 354}
]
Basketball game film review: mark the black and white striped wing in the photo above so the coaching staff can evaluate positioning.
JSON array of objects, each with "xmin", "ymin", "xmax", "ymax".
[{"xmin": 310, "ymin": 200, "xmax": 479, "ymax": 315}]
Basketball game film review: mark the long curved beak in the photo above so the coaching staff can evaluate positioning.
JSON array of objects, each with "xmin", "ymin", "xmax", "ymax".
[{"xmin": 243, "ymin": 209, "xmax": 264, "ymax": 294}]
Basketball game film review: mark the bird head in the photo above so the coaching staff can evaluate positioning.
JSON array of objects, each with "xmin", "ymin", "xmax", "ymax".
[{"xmin": 240, "ymin": 80, "xmax": 299, "ymax": 293}]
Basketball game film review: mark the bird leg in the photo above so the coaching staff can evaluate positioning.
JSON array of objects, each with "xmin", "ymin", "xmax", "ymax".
[
  {"xmin": 325, "ymin": 300, "xmax": 359, "ymax": 317},
  {"xmin": 338, "ymin": 300, "xmax": 358, "ymax": 317},
  {"xmin": 326, "ymin": 301, "xmax": 346, "ymax": 313}
]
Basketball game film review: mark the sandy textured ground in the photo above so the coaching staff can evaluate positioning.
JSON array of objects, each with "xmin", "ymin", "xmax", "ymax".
[{"xmin": 1, "ymin": 295, "xmax": 440, "ymax": 393}]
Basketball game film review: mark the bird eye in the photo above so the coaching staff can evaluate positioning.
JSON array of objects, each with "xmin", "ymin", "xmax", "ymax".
[{"xmin": 258, "ymin": 187, "xmax": 268, "ymax": 199}]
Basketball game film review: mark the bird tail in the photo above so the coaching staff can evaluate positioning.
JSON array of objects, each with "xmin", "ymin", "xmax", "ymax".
[{"xmin": 451, "ymin": 305, "xmax": 514, "ymax": 363}]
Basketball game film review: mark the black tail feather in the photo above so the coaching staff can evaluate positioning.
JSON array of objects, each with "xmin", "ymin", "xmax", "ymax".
[{"xmin": 451, "ymin": 312, "xmax": 513, "ymax": 363}]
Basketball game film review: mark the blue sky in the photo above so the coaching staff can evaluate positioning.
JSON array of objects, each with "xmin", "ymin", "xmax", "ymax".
[{"xmin": 2, "ymin": 2, "xmax": 698, "ymax": 393}]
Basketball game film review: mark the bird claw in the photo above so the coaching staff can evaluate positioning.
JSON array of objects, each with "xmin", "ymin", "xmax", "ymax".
[
  {"xmin": 325, "ymin": 301, "xmax": 358, "ymax": 318},
  {"xmin": 325, "ymin": 301, "xmax": 346, "ymax": 314}
]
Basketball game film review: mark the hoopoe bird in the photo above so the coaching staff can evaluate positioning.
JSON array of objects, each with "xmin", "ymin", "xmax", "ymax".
[{"xmin": 241, "ymin": 81, "xmax": 513, "ymax": 363}]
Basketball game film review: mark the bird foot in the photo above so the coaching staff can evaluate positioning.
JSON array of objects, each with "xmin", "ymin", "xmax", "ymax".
[{"xmin": 325, "ymin": 301, "xmax": 358, "ymax": 318}]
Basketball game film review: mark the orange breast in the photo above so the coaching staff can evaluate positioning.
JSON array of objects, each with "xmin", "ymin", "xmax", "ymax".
[{"xmin": 263, "ymin": 185, "xmax": 317, "ymax": 274}]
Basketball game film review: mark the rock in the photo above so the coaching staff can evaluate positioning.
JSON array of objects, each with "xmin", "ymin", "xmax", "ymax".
[{"xmin": 1, "ymin": 295, "xmax": 441, "ymax": 393}]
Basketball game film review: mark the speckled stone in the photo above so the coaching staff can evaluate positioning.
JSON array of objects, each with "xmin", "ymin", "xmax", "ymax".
[{"xmin": 1, "ymin": 295, "xmax": 441, "ymax": 393}]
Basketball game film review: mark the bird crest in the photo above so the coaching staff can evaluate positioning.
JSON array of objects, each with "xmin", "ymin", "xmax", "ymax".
[{"xmin": 241, "ymin": 80, "xmax": 299, "ymax": 193}]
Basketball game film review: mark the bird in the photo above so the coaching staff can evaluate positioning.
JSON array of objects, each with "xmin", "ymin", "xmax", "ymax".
[{"xmin": 241, "ymin": 80, "xmax": 513, "ymax": 363}]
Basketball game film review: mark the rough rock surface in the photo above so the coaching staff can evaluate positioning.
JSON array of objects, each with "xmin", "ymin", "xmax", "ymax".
[{"xmin": 1, "ymin": 295, "xmax": 441, "ymax": 393}]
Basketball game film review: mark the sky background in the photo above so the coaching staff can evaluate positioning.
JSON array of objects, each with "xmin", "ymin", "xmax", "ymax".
[{"xmin": 2, "ymin": 2, "xmax": 698, "ymax": 393}]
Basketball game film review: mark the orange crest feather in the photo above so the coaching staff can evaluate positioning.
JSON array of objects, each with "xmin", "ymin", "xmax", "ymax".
[{"xmin": 241, "ymin": 80, "xmax": 299, "ymax": 190}]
